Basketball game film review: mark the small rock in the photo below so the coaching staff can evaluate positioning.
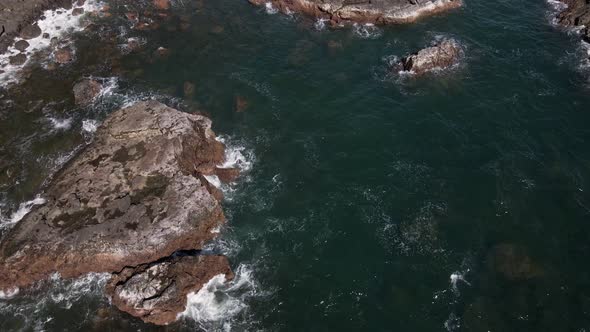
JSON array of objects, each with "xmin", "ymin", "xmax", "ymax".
[
  {"xmin": 20, "ymin": 24, "xmax": 42, "ymax": 40},
  {"xmin": 155, "ymin": 46, "xmax": 170, "ymax": 58},
  {"xmin": 154, "ymin": 0, "xmax": 170, "ymax": 10},
  {"xmin": 14, "ymin": 40, "xmax": 30, "ymax": 52},
  {"xmin": 77, "ymin": 0, "xmax": 85, "ymax": 5},
  {"xmin": 42, "ymin": 33, "xmax": 50, "ymax": 39},
  {"xmin": 9, "ymin": 53, "xmax": 27, "ymax": 66},
  {"xmin": 211, "ymin": 25, "xmax": 224, "ymax": 34},
  {"xmin": 73, "ymin": 79, "xmax": 103, "ymax": 106},
  {"xmin": 327, "ymin": 40, "xmax": 343, "ymax": 50},
  {"xmin": 72, "ymin": 8, "xmax": 84, "ymax": 16},
  {"xmin": 125, "ymin": 12, "xmax": 138, "ymax": 21},
  {"xmin": 183, "ymin": 81, "xmax": 195, "ymax": 97},
  {"xmin": 54, "ymin": 47, "xmax": 73, "ymax": 64},
  {"xmin": 235, "ymin": 95, "xmax": 249, "ymax": 112},
  {"xmin": 397, "ymin": 39, "xmax": 463, "ymax": 75}
]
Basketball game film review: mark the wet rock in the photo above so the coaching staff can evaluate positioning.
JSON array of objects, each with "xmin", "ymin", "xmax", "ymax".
[
  {"xmin": 54, "ymin": 47, "xmax": 73, "ymax": 63},
  {"xmin": 555, "ymin": 0, "xmax": 590, "ymax": 46},
  {"xmin": 73, "ymin": 79, "xmax": 103, "ymax": 106},
  {"xmin": 42, "ymin": 33, "xmax": 50, "ymax": 39},
  {"xmin": 0, "ymin": 101, "xmax": 229, "ymax": 292},
  {"xmin": 211, "ymin": 25, "xmax": 224, "ymax": 34},
  {"xmin": 183, "ymin": 81, "xmax": 196, "ymax": 97},
  {"xmin": 19, "ymin": 24, "xmax": 42, "ymax": 40},
  {"xmin": 215, "ymin": 167, "xmax": 240, "ymax": 183},
  {"xmin": 397, "ymin": 39, "xmax": 462, "ymax": 75},
  {"xmin": 235, "ymin": 95, "xmax": 249, "ymax": 112},
  {"xmin": 248, "ymin": 0, "xmax": 462, "ymax": 25},
  {"xmin": 155, "ymin": 46, "xmax": 170, "ymax": 58},
  {"xmin": 72, "ymin": 7, "xmax": 84, "ymax": 16},
  {"xmin": 487, "ymin": 243, "xmax": 543, "ymax": 281},
  {"xmin": 14, "ymin": 40, "xmax": 30, "ymax": 52},
  {"xmin": 106, "ymin": 254, "xmax": 233, "ymax": 325},
  {"xmin": 8, "ymin": 53, "xmax": 27, "ymax": 65},
  {"xmin": 154, "ymin": 0, "xmax": 170, "ymax": 10}
]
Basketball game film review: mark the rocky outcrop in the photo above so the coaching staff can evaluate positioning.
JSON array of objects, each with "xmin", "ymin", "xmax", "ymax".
[
  {"xmin": 0, "ymin": 101, "xmax": 236, "ymax": 324},
  {"xmin": 555, "ymin": 0, "xmax": 590, "ymax": 48},
  {"xmin": 395, "ymin": 38, "xmax": 462, "ymax": 74},
  {"xmin": 106, "ymin": 254, "xmax": 233, "ymax": 325},
  {"xmin": 248, "ymin": 0, "xmax": 462, "ymax": 25}
]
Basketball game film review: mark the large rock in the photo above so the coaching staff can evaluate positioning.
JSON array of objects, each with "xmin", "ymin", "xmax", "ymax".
[
  {"xmin": 396, "ymin": 38, "xmax": 463, "ymax": 74},
  {"xmin": 248, "ymin": 0, "xmax": 462, "ymax": 25},
  {"xmin": 0, "ymin": 101, "xmax": 232, "ymax": 293},
  {"xmin": 555, "ymin": 0, "xmax": 590, "ymax": 44},
  {"xmin": 106, "ymin": 254, "xmax": 233, "ymax": 325},
  {"xmin": 73, "ymin": 79, "xmax": 103, "ymax": 106}
]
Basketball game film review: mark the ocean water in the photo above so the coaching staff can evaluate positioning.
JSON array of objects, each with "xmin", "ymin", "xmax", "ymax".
[{"xmin": 1, "ymin": 0, "xmax": 590, "ymax": 330}]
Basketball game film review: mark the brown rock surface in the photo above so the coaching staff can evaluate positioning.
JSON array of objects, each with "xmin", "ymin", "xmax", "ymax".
[
  {"xmin": 0, "ymin": 101, "xmax": 229, "ymax": 292},
  {"xmin": 106, "ymin": 254, "xmax": 233, "ymax": 325},
  {"xmin": 487, "ymin": 243, "xmax": 543, "ymax": 281},
  {"xmin": 555, "ymin": 0, "xmax": 590, "ymax": 48},
  {"xmin": 397, "ymin": 38, "xmax": 462, "ymax": 74},
  {"xmin": 248, "ymin": 0, "xmax": 462, "ymax": 25}
]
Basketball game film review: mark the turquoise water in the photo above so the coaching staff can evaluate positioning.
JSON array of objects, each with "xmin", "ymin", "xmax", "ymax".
[{"xmin": 2, "ymin": 0, "xmax": 590, "ymax": 330}]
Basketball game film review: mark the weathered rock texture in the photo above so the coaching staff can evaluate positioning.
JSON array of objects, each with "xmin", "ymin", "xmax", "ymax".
[
  {"xmin": 73, "ymin": 78, "xmax": 102, "ymax": 106},
  {"xmin": 555, "ymin": 0, "xmax": 590, "ymax": 45},
  {"xmin": 106, "ymin": 254, "xmax": 233, "ymax": 325},
  {"xmin": 249, "ymin": 0, "xmax": 462, "ymax": 25},
  {"xmin": 397, "ymin": 38, "xmax": 462, "ymax": 74},
  {"xmin": 0, "ymin": 101, "xmax": 235, "ymax": 324}
]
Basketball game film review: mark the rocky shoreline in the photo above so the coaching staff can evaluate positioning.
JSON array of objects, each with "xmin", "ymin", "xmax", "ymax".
[
  {"xmin": 0, "ymin": 100, "xmax": 238, "ymax": 325},
  {"xmin": 249, "ymin": 0, "xmax": 462, "ymax": 25}
]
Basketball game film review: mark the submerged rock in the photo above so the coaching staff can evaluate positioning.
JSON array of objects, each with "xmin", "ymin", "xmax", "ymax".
[
  {"xmin": 396, "ymin": 39, "xmax": 462, "ymax": 74},
  {"xmin": 73, "ymin": 78, "xmax": 102, "ymax": 106},
  {"xmin": 0, "ymin": 101, "xmax": 237, "ymax": 323},
  {"xmin": 106, "ymin": 254, "xmax": 233, "ymax": 325},
  {"xmin": 248, "ymin": 0, "xmax": 462, "ymax": 25},
  {"xmin": 8, "ymin": 53, "xmax": 27, "ymax": 66},
  {"xmin": 54, "ymin": 47, "xmax": 74, "ymax": 63},
  {"xmin": 487, "ymin": 243, "xmax": 543, "ymax": 281}
]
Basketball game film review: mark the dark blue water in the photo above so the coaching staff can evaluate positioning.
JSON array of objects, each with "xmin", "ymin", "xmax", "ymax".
[{"xmin": 1, "ymin": 0, "xmax": 590, "ymax": 330}]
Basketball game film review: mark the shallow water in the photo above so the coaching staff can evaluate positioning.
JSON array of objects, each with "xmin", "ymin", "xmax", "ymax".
[{"xmin": 1, "ymin": 0, "xmax": 590, "ymax": 330}]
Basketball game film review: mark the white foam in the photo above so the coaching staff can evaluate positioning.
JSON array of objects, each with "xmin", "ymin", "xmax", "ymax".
[
  {"xmin": 179, "ymin": 264, "xmax": 258, "ymax": 328},
  {"xmin": 314, "ymin": 18, "xmax": 328, "ymax": 31},
  {"xmin": 204, "ymin": 174, "xmax": 222, "ymax": 189},
  {"xmin": 265, "ymin": 2, "xmax": 279, "ymax": 15},
  {"xmin": 216, "ymin": 135, "xmax": 254, "ymax": 172},
  {"xmin": 449, "ymin": 270, "xmax": 470, "ymax": 294},
  {"xmin": 0, "ymin": 0, "xmax": 100, "ymax": 86},
  {"xmin": 82, "ymin": 119, "xmax": 99, "ymax": 133},
  {"xmin": 48, "ymin": 117, "xmax": 73, "ymax": 131},
  {"xmin": 352, "ymin": 23, "xmax": 383, "ymax": 39},
  {"xmin": 0, "ymin": 195, "xmax": 46, "ymax": 229}
]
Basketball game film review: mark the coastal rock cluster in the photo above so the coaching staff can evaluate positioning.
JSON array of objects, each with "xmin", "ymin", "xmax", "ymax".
[
  {"xmin": 249, "ymin": 0, "xmax": 463, "ymax": 25},
  {"xmin": 0, "ymin": 100, "xmax": 237, "ymax": 324}
]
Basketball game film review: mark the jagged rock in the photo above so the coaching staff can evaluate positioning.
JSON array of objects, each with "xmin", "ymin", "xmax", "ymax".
[
  {"xmin": 487, "ymin": 243, "xmax": 543, "ymax": 281},
  {"xmin": 8, "ymin": 53, "xmax": 27, "ymax": 65},
  {"xmin": 215, "ymin": 167, "xmax": 240, "ymax": 183},
  {"xmin": 106, "ymin": 254, "xmax": 233, "ymax": 325},
  {"xmin": 248, "ymin": 0, "xmax": 462, "ymax": 25},
  {"xmin": 397, "ymin": 39, "xmax": 462, "ymax": 74},
  {"xmin": 19, "ymin": 23, "xmax": 42, "ymax": 40},
  {"xmin": 73, "ymin": 79, "xmax": 103, "ymax": 106},
  {"xmin": 14, "ymin": 40, "xmax": 30, "ymax": 52},
  {"xmin": 0, "ymin": 101, "xmax": 229, "ymax": 292},
  {"xmin": 555, "ymin": 0, "xmax": 590, "ymax": 44}
]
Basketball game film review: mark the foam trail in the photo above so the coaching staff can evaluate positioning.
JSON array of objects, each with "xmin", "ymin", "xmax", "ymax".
[
  {"xmin": 179, "ymin": 264, "xmax": 259, "ymax": 329},
  {"xmin": 352, "ymin": 23, "xmax": 383, "ymax": 39},
  {"xmin": 265, "ymin": 2, "xmax": 279, "ymax": 14},
  {"xmin": 48, "ymin": 117, "xmax": 73, "ymax": 131},
  {"xmin": 82, "ymin": 119, "xmax": 99, "ymax": 133},
  {"xmin": 0, "ymin": 195, "xmax": 46, "ymax": 228}
]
